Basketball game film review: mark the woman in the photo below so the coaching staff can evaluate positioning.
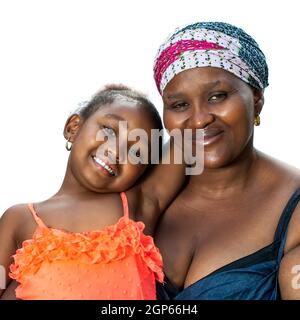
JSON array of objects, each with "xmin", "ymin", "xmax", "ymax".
[{"xmin": 154, "ymin": 22, "xmax": 300, "ymax": 300}]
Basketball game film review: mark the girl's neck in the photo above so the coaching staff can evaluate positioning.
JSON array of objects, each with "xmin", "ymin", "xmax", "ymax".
[{"xmin": 55, "ymin": 159, "xmax": 96, "ymax": 198}]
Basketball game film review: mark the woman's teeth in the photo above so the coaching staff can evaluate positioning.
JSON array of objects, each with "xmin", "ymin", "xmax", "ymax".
[{"xmin": 92, "ymin": 156, "xmax": 116, "ymax": 176}]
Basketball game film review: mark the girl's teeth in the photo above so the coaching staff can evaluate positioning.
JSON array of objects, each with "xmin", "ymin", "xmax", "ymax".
[{"xmin": 93, "ymin": 156, "xmax": 115, "ymax": 175}]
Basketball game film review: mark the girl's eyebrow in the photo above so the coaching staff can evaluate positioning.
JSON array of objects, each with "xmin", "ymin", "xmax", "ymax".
[{"xmin": 104, "ymin": 114, "xmax": 125, "ymax": 121}]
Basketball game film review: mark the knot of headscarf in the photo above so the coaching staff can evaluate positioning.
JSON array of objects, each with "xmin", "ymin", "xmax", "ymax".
[{"xmin": 154, "ymin": 22, "xmax": 269, "ymax": 94}]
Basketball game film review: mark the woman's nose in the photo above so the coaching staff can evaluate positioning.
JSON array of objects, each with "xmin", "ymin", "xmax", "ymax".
[{"xmin": 187, "ymin": 107, "xmax": 215, "ymax": 129}]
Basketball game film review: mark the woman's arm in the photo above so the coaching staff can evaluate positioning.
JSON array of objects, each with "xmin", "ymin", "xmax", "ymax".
[
  {"xmin": 279, "ymin": 245, "xmax": 300, "ymax": 299},
  {"xmin": 0, "ymin": 206, "xmax": 20, "ymax": 298},
  {"xmin": 130, "ymin": 137, "xmax": 187, "ymax": 220},
  {"xmin": 279, "ymin": 202, "xmax": 300, "ymax": 299}
]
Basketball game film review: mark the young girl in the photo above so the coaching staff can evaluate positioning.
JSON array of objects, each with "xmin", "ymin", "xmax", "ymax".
[{"xmin": 0, "ymin": 84, "xmax": 185, "ymax": 300}]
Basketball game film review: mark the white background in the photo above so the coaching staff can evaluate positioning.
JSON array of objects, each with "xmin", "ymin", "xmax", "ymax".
[{"xmin": 0, "ymin": 0, "xmax": 299, "ymax": 215}]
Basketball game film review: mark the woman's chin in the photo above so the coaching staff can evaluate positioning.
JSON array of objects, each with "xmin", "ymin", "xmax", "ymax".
[{"xmin": 203, "ymin": 153, "xmax": 230, "ymax": 169}]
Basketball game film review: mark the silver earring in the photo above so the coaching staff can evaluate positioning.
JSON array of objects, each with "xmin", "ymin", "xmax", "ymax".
[{"xmin": 65, "ymin": 139, "xmax": 72, "ymax": 151}]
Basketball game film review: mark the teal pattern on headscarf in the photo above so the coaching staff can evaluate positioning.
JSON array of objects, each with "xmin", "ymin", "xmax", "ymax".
[{"xmin": 172, "ymin": 22, "xmax": 269, "ymax": 89}]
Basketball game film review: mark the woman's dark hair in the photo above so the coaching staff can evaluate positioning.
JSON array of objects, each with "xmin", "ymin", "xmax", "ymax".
[{"xmin": 78, "ymin": 84, "xmax": 163, "ymax": 131}]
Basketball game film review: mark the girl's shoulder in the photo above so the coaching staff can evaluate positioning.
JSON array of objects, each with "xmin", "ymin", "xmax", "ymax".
[
  {"xmin": 1, "ymin": 203, "xmax": 30, "ymax": 225},
  {"xmin": 0, "ymin": 204, "xmax": 33, "ymax": 245},
  {"xmin": 1, "ymin": 200, "xmax": 62, "ymax": 246}
]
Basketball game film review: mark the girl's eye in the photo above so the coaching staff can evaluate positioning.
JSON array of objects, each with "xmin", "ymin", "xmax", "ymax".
[
  {"xmin": 128, "ymin": 148, "xmax": 145, "ymax": 163},
  {"xmin": 130, "ymin": 148, "xmax": 141, "ymax": 157},
  {"xmin": 101, "ymin": 125, "xmax": 116, "ymax": 136},
  {"xmin": 208, "ymin": 93, "xmax": 228, "ymax": 103}
]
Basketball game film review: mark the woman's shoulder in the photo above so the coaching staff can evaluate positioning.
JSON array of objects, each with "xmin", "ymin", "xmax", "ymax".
[
  {"xmin": 257, "ymin": 152, "xmax": 300, "ymax": 252},
  {"xmin": 257, "ymin": 151, "xmax": 300, "ymax": 187}
]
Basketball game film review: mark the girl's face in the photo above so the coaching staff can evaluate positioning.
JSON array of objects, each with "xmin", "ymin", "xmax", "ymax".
[
  {"xmin": 162, "ymin": 67, "xmax": 263, "ymax": 169},
  {"xmin": 65, "ymin": 102, "xmax": 156, "ymax": 193}
]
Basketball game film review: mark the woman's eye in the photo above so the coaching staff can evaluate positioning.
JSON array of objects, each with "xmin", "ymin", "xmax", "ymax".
[
  {"xmin": 208, "ymin": 93, "xmax": 228, "ymax": 103},
  {"xmin": 101, "ymin": 126, "xmax": 116, "ymax": 136},
  {"xmin": 169, "ymin": 102, "xmax": 188, "ymax": 110}
]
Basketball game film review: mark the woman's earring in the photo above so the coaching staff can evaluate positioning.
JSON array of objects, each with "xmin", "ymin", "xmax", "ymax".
[
  {"xmin": 254, "ymin": 115, "xmax": 260, "ymax": 126},
  {"xmin": 65, "ymin": 139, "xmax": 72, "ymax": 151}
]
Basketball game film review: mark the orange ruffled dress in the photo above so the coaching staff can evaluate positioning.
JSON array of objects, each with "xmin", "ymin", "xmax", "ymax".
[{"xmin": 9, "ymin": 192, "xmax": 164, "ymax": 300}]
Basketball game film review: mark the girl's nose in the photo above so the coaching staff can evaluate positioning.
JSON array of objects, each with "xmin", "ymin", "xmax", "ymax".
[{"xmin": 106, "ymin": 147, "xmax": 119, "ymax": 164}]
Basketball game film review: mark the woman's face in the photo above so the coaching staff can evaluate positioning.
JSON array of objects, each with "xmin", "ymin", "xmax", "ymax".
[
  {"xmin": 65, "ymin": 103, "xmax": 156, "ymax": 193},
  {"xmin": 162, "ymin": 67, "xmax": 263, "ymax": 169}
]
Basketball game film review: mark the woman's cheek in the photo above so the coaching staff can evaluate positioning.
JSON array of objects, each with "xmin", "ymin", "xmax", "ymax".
[{"xmin": 163, "ymin": 110, "xmax": 186, "ymax": 131}]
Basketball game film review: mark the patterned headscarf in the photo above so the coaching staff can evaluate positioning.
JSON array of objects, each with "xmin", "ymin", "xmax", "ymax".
[{"xmin": 154, "ymin": 22, "xmax": 269, "ymax": 95}]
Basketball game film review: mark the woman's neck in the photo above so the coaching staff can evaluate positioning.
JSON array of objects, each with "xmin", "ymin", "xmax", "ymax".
[{"xmin": 188, "ymin": 143, "xmax": 260, "ymax": 200}]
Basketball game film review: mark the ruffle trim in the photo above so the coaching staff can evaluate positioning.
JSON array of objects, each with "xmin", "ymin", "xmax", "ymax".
[{"xmin": 9, "ymin": 217, "xmax": 164, "ymax": 283}]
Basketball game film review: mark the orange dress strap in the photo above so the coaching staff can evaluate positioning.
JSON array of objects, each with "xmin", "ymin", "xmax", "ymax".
[
  {"xmin": 120, "ymin": 192, "xmax": 129, "ymax": 219},
  {"xmin": 27, "ymin": 204, "xmax": 48, "ymax": 229}
]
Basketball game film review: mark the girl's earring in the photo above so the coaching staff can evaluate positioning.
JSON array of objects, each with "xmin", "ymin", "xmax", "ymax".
[
  {"xmin": 254, "ymin": 115, "xmax": 260, "ymax": 126},
  {"xmin": 65, "ymin": 139, "xmax": 72, "ymax": 151}
]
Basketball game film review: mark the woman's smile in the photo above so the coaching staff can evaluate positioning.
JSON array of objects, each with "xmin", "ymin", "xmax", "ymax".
[{"xmin": 203, "ymin": 129, "xmax": 224, "ymax": 146}]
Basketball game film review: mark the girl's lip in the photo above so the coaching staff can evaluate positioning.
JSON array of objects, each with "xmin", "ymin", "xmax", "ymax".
[{"xmin": 91, "ymin": 155, "xmax": 118, "ymax": 177}]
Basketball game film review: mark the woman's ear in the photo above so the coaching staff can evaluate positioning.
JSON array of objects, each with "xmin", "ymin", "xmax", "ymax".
[
  {"xmin": 253, "ymin": 88, "xmax": 264, "ymax": 115},
  {"xmin": 63, "ymin": 114, "xmax": 82, "ymax": 142}
]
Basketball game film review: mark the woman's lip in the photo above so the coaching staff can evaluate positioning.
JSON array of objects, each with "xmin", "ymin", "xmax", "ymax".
[
  {"xmin": 203, "ymin": 130, "xmax": 224, "ymax": 146},
  {"xmin": 191, "ymin": 130, "xmax": 224, "ymax": 146},
  {"xmin": 203, "ymin": 129, "xmax": 223, "ymax": 137}
]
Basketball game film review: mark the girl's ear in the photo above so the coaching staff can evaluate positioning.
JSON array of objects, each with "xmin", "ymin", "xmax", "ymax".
[
  {"xmin": 253, "ymin": 88, "xmax": 264, "ymax": 116},
  {"xmin": 63, "ymin": 114, "xmax": 82, "ymax": 142}
]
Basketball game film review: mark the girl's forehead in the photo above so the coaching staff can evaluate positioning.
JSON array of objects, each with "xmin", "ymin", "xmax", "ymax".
[
  {"xmin": 113, "ymin": 94, "xmax": 140, "ymax": 106},
  {"xmin": 91, "ymin": 103, "xmax": 155, "ymax": 129},
  {"xmin": 93, "ymin": 101, "xmax": 141, "ymax": 117}
]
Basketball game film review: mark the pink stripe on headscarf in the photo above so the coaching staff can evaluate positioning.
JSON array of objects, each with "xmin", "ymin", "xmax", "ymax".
[{"xmin": 154, "ymin": 40, "xmax": 224, "ymax": 92}]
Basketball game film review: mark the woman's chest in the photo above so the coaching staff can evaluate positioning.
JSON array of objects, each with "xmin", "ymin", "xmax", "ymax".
[{"xmin": 155, "ymin": 192, "xmax": 287, "ymax": 289}]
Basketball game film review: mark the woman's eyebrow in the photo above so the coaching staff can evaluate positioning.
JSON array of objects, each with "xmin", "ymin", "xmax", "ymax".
[
  {"xmin": 206, "ymin": 80, "xmax": 221, "ymax": 89},
  {"xmin": 196, "ymin": 80, "xmax": 222, "ymax": 90},
  {"xmin": 165, "ymin": 80, "xmax": 222, "ymax": 100},
  {"xmin": 165, "ymin": 92, "xmax": 185, "ymax": 100}
]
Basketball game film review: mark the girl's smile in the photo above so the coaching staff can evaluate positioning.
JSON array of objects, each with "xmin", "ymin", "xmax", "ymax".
[{"xmin": 91, "ymin": 155, "xmax": 117, "ymax": 177}]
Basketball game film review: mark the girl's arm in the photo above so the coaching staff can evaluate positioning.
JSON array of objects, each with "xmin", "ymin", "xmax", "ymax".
[
  {"xmin": 0, "ymin": 280, "xmax": 18, "ymax": 300},
  {"xmin": 0, "ymin": 206, "xmax": 20, "ymax": 298}
]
